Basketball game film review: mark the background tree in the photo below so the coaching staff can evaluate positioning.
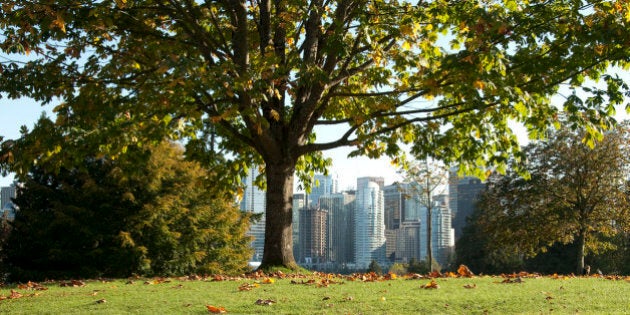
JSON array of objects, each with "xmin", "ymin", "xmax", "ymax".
[
  {"xmin": 399, "ymin": 159, "xmax": 448, "ymax": 272},
  {"xmin": 0, "ymin": 118, "xmax": 252, "ymax": 281},
  {"xmin": 475, "ymin": 124, "xmax": 630, "ymax": 274},
  {"xmin": 1, "ymin": 1, "xmax": 630, "ymax": 270}
]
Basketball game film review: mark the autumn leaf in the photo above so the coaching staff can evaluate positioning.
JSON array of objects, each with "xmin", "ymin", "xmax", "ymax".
[
  {"xmin": 457, "ymin": 264, "xmax": 475, "ymax": 277},
  {"xmin": 463, "ymin": 284, "xmax": 477, "ymax": 289},
  {"xmin": 421, "ymin": 279, "xmax": 439, "ymax": 289},
  {"xmin": 261, "ymin": 277, "xmax": 275, "ymax": 284},
  {"xmin": 255, "ymin": 299, "xmax": 276, "ymax": 306},
  {"xmin": 9, "ymin": 290, "xmax": 23, "ymax": 299},
  {"xmin": 238, "ymin": 283, "xmax": 259, "ymax": 291},
  {"xmin": 206, "ymin": 305, "xmax": 227, "ymax": 313}
]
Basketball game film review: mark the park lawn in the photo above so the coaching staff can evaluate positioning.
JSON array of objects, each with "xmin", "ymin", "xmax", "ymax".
[{"xmin": 1, "ymin": 273, "xmax": 629, "ymax": 314}]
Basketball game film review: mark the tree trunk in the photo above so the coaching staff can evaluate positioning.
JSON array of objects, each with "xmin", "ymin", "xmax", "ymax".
[
  {"xmin": 576, "ymin": 229, "xmax": 586, "ymax": 275},
  {"xmin": 426, "ymin": 174, "xmax": 434, "ymax": 272},
  {"xmin": 259, "ymin": 160, "xmax": 299, "ymax": 270},
  {"xmin": 427, "ymin": 202, "xmax": 433, "ymax": 272}
]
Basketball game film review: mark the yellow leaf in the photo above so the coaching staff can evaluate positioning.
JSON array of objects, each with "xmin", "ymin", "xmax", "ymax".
[
  {"xmin": 115, "ymin": 0, "xmax": 127, "ymax": 8},
  {"xmin": 51, "ymin": 13, "xmax": 66, "ymax": 33},
  {"xmin": 269, "ymin": 109, "xmax": 280, "ymax": 121},
  {"xmin": 262, "ymin": 277, "xmax": 275, "ymax": 284},
  {"xmin": 400, "ymin": 24, "xmax": 413, "ymax": 36},
  {"xmin": 473, "ymin": 80, "xmax": 485, "ymax": 90},
  {"xmin": 402, "ymin": 41, "xmax": 412, "ymax": 50},
  {"xmin": 206, "ymin": 305, "xmax": 227, "ymax": 313}
]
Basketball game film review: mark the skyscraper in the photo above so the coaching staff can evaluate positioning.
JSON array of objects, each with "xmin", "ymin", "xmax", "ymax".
[
  {"xmin": 449, "ymin": 170, "xmax": 486, "ymax": 240},
  {"xmin": 354, "ymin": 177, "xmax": 386, "ymax": 269},
  {"xmin": 307, "ymin": 174, "xmax": 337, "ymax": 207},
  {"xmin": 1, "ymin": 183, "xmax": 17, "ymax": 221},
  {"xmin": 292, "ymin": 193, "xmax": 306, "ymax": 257},
  {"xmin": 319, "ymin": 192, "xmax": 355, "ymax": 265},
  {"xmin": 239, "ymin": 167, "xmax": 266, "ymax": 262},
  {"xmin": 299, "ymin": 206, "xmax": 327, "ymax": 264}
]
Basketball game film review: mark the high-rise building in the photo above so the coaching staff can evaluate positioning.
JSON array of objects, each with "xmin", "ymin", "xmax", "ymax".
[
  {"xmin": 449, "ymin": 170, "xmax": 486, "ymax": 240},
  {"xmin": 354, "ymin": 177, "xmax": 386, "ymax": 269},
  {"xmin": 1, "ymin": 183, "xmax": 16, "ymax": 208},
  {"xmin": 239, "ymin": 167, "xmax": 266, "ymax": 262},
  {"xmin": 1, "ymin": 183, "xmax": 17, "ymax": 221},
  {"xmin": 292, "ymin": 193, "xmax": 306, "ymax": 258},
  {"xmin": 383, "ymin": 184, "xmax": 404, "ymax": 230},
  {"xmin": 433, "ymin": 194, "xmax": 455, "ymax": 266},
  {"xmin": 307, "ymin": 174, "xmax": 337, "ymax": 207},
  {"xmin": 299, "ymin": 206, "xmax": 327, "ymax": 264},
  {"xmin": 319, "ymin": 192, "xmax": 355, "ymax": 265}
]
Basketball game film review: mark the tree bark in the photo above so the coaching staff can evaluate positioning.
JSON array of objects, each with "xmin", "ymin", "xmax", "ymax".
[
  {"xmin": 576, "ymin": 229, "xmax": 586, "ymax": 275},
  {"xmin": 259, "ymin": 159, "xmax": 299, "ymax": 270}
]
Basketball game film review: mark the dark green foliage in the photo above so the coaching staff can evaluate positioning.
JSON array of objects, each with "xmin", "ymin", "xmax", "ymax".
[
  {"xmin": 368, "ymin": 260, "xmax": 383, "ymax": 275},
  {"xmin": 1, "ymin": 135, "xmax": 252, "ymax": 281},
  {"xmin": 406, "ymin": 258, "xmax": 441, "ymax": 274}
]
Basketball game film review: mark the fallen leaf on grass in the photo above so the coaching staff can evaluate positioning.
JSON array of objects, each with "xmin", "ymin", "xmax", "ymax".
[
  {"xmin": 501, "ymin": 277, "xmax": 524, "ymax": 284},
  {"xmin": 255, "ymin": 299, "xmax": 276, "ymax": 306},
  {"xmin": 18, "ymin": 281, "xmax": 48, "ymax": 291},
  {"xmin": 421, "ymin": 279, "xmax": 439, "ymax": 289},
  {"xmin": 206, "ymin": 305, "xmax": 227, "ymax": 313},
  {"xmin": 95, "ymin": 299, "xmax": 107, "ymax": 304},
  {"xmin": 9, "ymin": 290, "xmax": 23, "ymax": 299},
  {"xmin": 238, "ymin": 283, "xmax": 259, "ymax": 291},
  {"xmin": 457, "ymin": 264, "xmax": 475, "ymax": 277},
  {"xmin": 463, "ymin": 284, "xmax": 477, "ymax": 289},
  {"xmin": 59, "ymin": 280, "xmax": 86, "ymax": 287},
  {"xmin": 261, "ymin": 277, "xmax": 275, "ymax": 284}
]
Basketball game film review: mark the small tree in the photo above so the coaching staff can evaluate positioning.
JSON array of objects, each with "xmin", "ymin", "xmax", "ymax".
[
  {"xmin": 476, "ymin": 123, "xmax": 630, "ymax": 274},
  {"xmin": 399, "ymin": 160, "xmax": 448, "ymax": 272},
  {"xmin": 1, "ymin": 118, "xmax": 252, "ymax": 280},
  {"xmin": 368, "ymin": 260, "xmax": 383, "ymax": 275}
]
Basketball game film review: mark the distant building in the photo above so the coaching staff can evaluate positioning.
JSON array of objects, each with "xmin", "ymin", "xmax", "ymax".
[
  {"xmin": 449, "ymin": 170, "xmax": 486, "ymax": 240},
  {"xmin": 319, "ymin": 192, "xmax": 355, "ymax": 265},
  {"xmin": 383, "ymin": 184, "xmax": 404, "ymax": 230},
  {"xmin": 354, "ymin": 177, "xmax": 386, "ymax": 269},
  {"xmin": 240, "ymin": 167, "xmax": 266, "ymax": 262},
  {"xmin": 292, "ymin": 193, "xmax": 306, "ymax": 257},
  {"xmin": 433, "ymin": 194, "xmax": 455, "ymax": 266},
  {"xmin": 299, "ymin": 206, "xmax": 327, "ymax": 264},
  {"xmin": 307, "ymin": 174, "xmax": 337, "ymax": 207},
  {"xmin": 1, "ymin": 183, "xmax": 17, "ymax": 221}
]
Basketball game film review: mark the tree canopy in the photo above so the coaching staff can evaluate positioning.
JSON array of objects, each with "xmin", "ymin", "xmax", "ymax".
[
  {"xmin": 475, "ymin": 123, "xmax": 630, "ymax": 274},
  {"xmin": 1, "ymin": 0, "xmax": 630, "ymax": 269},
  {"xmin": 1, "ymin": 118, "xmax": 252, "ymax": 280}
]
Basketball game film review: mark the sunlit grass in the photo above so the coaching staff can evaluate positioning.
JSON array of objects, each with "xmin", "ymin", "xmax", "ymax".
[{"xmin": 1, "ymin": 273, "xmax": 630, "ymax": 314}]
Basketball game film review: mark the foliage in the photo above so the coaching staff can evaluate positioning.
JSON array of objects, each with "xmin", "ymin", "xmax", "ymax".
[
  {"xmin": 407, "ymin": 257, "xmax": 441, "ymax": 274},
  {"xmin": 388, "ymin": 263, "xmax": 407, "ymax": 275},
  {"xmin": 2, "ymin": 0, "xmax": 630, "ymax": 269},
  {"xmin": 474, "ymin": 123, "xmax": 630, "ymax": 274},
  {"xmin": 367, "ymin": 260, "xmax": 383, "ymax": 275},
  {"xmin": 0, "ymin": 119, "xmax": 252, "ymax": 280}
]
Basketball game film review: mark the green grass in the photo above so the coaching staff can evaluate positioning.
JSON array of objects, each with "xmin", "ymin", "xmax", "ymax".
[{"xmin": 1, "ymin": 274, "xmax": 630, "ymax": 314}]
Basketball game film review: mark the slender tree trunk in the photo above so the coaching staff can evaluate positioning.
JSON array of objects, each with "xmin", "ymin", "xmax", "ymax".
[
  {"xmin": 427, "ymin": 201, "xmax": 433, "ymax": 272},
  {"xmin": 426, "ymin": 173, "xmax": 433, "ymax": 272},
  {"xmin": 259, "ymin": 159, "xmax": 299, "ymax": 270},
  {"xmin": 577, "ymin": 229, "xmax": 587, "ymax": 275}
]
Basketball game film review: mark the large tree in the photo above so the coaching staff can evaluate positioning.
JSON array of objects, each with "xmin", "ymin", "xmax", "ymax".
[
  {"xmin": 476, "ymin": 124, "xmax": 630, "ymax": 274},
  {"xmin": 1, "ymin": 1, "xmax": 629, "ymax": 269}
]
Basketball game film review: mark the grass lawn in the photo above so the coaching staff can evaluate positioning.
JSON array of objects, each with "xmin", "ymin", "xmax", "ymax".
[{"xmin": 1, "ymin": 272, "xmax": 630, "ymax": 314}]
